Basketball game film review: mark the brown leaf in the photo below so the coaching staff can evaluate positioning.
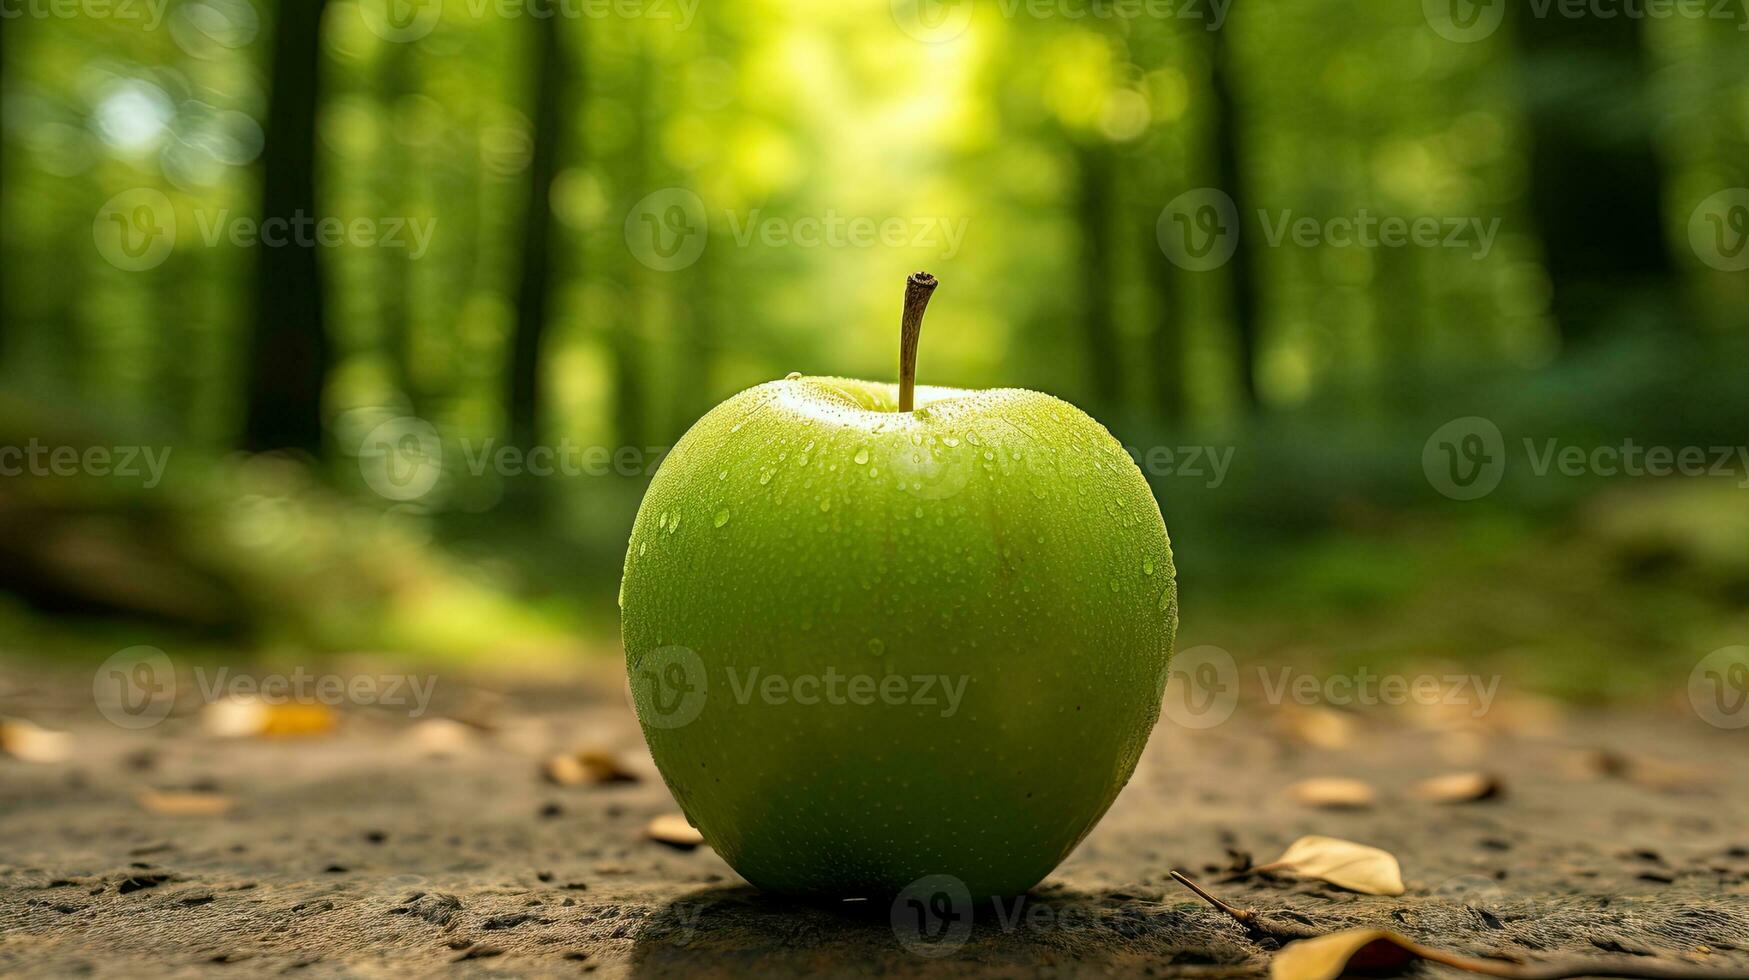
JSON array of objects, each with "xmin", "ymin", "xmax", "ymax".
[
  {"xmin": 138, "ymin": 790, "xmax": 235, "ymax": 816},
  {"xmin": 645, "ymin": 814, "xmax": 704, "ymax": 850},
  {"xmin": 1271, "ymin": 929, "xmax": 1420, "ymax": 980},
  {"xmin": 0, "ymin": 718, "xmax": 72, "ymax": 763},
  {"xmin": 1414, "ymin": 772, "xmax": 1503, "ymax": 803},
  {"xmin": 1261, "ymin": 836, "xmax": 1404, "ymax": 896},
  {"xmin": 1287, "ymin": 777, "xmax": 1376, "ymax": 809}
]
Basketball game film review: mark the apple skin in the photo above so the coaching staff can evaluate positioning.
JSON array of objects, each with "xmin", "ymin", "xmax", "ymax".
[{"xmin": 621, "ymin": 376, "xmax": 1177, "ymax": 899}]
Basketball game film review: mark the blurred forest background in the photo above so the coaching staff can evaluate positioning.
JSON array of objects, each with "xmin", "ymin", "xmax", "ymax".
[{"xmin": 1, "ymin": 0, "xmax": 1746, "ymax": 702}]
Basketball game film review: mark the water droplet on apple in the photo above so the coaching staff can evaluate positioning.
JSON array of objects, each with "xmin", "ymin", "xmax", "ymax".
[
  {"xmin": 942, "ymin": 436, "xmax": 960, "ymax": 448},
  {"xmin": 1158, "ymin": 589, "xmax": 1171, "ymax": 611},
  {"xmin": 853, "ymin": 448, "xmax": 870, "ymax": 465},
  {"xmin": 965, "ymin": 430, "xmax": 982, "ymax": 446},
  {"xmin": 638, "ymin": 541, "xmax": 647, "ymax": 557},
  {"xmin": 1143, "ymin": 557, "xmax": 1154, "ymax": 576},
  {"xmin": 759, "ymin": 469, "xmax": 774, "ymax": 486},
  {"xmin": 717, "ymin": 469, "xmax": 728, "ymax": 481},
  {"xmin": 785, "ymin": 371, "xmax": 803, "ymax": 380},
  {"xmin": 819, "ymin": 498, "xmax": 831, "ymax": 512},
  {"xmin": 867, "ymin": 638, "xmax": 885, "ymax": 656},
  {"xmin": 713, "ymin": 509, "xmax": 731, "ymax": 528}
]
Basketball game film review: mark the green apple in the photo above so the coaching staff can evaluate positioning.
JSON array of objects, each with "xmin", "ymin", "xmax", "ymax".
[{"xmin": 621, "ymin": 274, "xmax": 1177, "ymax": 900}]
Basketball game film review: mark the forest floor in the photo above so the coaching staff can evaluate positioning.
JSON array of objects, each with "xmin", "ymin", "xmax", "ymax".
[{"xmin": 2, "ymin": 663, "xmax": 1747, "ymax": 978}]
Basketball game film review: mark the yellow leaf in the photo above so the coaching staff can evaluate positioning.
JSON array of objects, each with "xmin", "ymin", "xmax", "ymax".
[
  {"xmin": 1414, "ymin": 772, "xmax": 1502, "ymax": 803},
  {"xmin": 201, "ymin": 698, "xmax": 336, "ymax": 738},
  {"xmin": 645, "ymin": 814, "xmax": 704, "ymax": 850},
  {"xmin": 1271, "ymin": 929, "xmax": 1420, "ymax": 980},
  {"xmin": 1287, "ymin": 777, "xmax": 1376, "ymax": 809},
  {"xmin": 1277, "ymin": 707, "xmax": 1356, "ymax": 749},
  {"xmin": 1267, "ymin": 836, "xmax": 1405, "ymax": 896},
  {"xmin": 544, "ymin": 750, "xmax": 639, "ymax": 786},
  {"xmin": 138, "ymin": 790, "xmax": 236, "ymax": 816},
  {"xmin": 0, "ymin": 718, "xmax": 72, "ymax": 763}
]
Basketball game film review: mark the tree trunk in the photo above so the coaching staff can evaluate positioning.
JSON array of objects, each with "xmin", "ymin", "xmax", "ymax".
[
  {"xmin": 380, "ymin": 42, "xmax": 421, "ymax": 415},
  {"xmin": 1515, "ymin": 8, "xmax": 1676, "ymax": 347},
  {"xmin": 1145, "ymin": 218, "xmax": 1187, "ymax": 422},
  {"xmin": 1075, "ymin": 140, "xmax": 1123, "ymax": 416},
  {"xmin": 241, "ymin": 0, "xmax": 332, "ymax": 455},
  {"xmin": 1206, "ymin": 24, "xmax": 1260, "ymax": 411},
  {"xmin": 506, "ymin": 13, "xmax": 565, "ymax": 453},
  {"xmin": 612, "ymin": 48, "xmax": 653, "ymax": 454}
]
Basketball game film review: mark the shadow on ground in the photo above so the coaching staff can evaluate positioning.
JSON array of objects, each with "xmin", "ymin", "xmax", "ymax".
[{"xmin": 627, "ymin": 884, "xmax": 1259, "ymax": 977}]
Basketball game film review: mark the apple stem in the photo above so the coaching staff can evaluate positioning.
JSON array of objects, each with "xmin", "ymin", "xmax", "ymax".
[{"xmin": 898, "ymin": 271, "xmax": 938, "ymax": 413}]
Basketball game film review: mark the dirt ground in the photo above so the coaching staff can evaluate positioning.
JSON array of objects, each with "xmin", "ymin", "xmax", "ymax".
[{"xmin": 2, "ymin": 663, "xmax": 1747, "ymax": 978}]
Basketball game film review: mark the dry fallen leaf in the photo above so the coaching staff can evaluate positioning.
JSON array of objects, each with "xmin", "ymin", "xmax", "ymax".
[
  {"xmin": 1414, "ymin": 771, "xmax": 1503, "ymax": 803},
  {"xmin": 1564, "ymin": 747, "xmax": 1628, "ymax": 780},
  {"xmin": 1260, "ymin": 835, "xmax": 1405, "ymax": 896},
  {"xmin": 138, "ymin": 790, "xmax": 236, "ymax": 816},
  {"xmin": 202, "ymin": 698, "xmax": 336, "ymax": 738},
  {"xmin": 1287, "ymin": 777, "xmax": 1376, "ymax": 809},
  {"xmin": 1276, "ymin": 707, "xmax": 1356, "ymax": 750},
  {"xmin": 645, "ymin": 814, "xmax": 704, "ymax": 850},
  {"xmin": 1621, "ymin": 755, "xmax": 1713, "ymax": 793},
  {"xmin": 1271, "ymin": 929, "xmax": 1420, "ymax": 980},
  {"xmin": 544, "ymin": 750, "xmax": 639, "ymax": 786},
  {"xmin": 1565, "ymin": 749, "xmax": 1711, "ymax": 792},
  {"xmin": 0, "ymin": 718, "xmax": 73, "ymax": 763},
  {"xmin": 403, "ymin": 718, "xmax": 475, "ymax": 756},
  {"xmin": 1270, "ymin": 927, "xmax": 1731, "ymax": 980}
]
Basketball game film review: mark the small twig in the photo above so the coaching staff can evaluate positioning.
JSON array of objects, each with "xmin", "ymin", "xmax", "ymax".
[{"xmin": 1169, "ymin": 871, "xmax": 1323, "ymax": 942}]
